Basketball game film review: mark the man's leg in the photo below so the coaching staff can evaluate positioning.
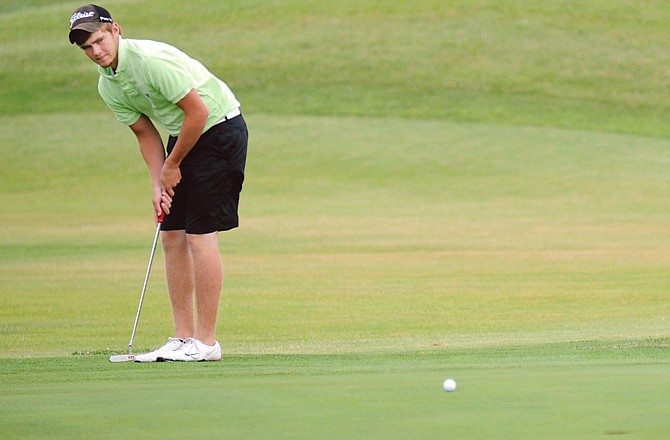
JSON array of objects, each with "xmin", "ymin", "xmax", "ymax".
[
  {"xmin": 186, "ymin": 232, "xmax": 222, "ymax": 346},
  {"xmin": 161, "ymin": 230, "xmax": 195, "ymax": 339},
  {"xmin": 134, "ymin": 229, "xmax": 196, "ymax": 363}
]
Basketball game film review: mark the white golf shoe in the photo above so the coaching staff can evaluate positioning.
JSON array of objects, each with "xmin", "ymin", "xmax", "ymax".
[
  {"xmin": 134, "ymin": 338, "xmax": 185, "ymax": 363},
  {"xmin": 157, "ymin": 338, "xmax": 221, "ymax": 362}
]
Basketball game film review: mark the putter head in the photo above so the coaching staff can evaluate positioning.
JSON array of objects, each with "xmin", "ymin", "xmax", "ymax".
[{"xmin": 109, "ymin": 354, "xmax": 136, "ymax": 363}]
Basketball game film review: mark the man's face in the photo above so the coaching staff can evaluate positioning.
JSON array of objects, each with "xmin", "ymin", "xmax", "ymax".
[{"xmin": 78, "ymin": 23, "xmax": 120, "ymax": 69}]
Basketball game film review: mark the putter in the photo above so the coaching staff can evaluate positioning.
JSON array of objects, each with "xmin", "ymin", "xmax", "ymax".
[{"xmin": 109, "ymin": 211, "xmax": 164, "ymax": 363}]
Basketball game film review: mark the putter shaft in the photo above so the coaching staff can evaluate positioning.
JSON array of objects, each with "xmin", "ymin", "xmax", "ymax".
[{"xmin": 127, "ymin": 219, "xmax": 163, "ymax": 354}]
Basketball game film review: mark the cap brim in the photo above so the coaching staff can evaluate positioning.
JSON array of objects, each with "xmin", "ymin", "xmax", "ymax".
[{"xmin": 69, "ymin": 22, "xmax": 104, "ymax": 44}]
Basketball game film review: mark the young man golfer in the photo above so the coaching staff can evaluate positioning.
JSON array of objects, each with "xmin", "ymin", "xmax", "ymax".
[{"xmin": 69, "ymin": 4, "xmax": 248, "ymax": 362}]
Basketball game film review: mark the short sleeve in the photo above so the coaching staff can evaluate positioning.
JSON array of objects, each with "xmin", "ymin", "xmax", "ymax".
[{"xmin": 97, "ymin": 78, "xmax": 142, "ymax": 127}]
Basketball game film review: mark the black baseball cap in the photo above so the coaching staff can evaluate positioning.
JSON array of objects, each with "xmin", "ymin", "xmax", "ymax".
[{"xmin": 69, "ymin": 4, "xmax": 113, "ymax": 44}]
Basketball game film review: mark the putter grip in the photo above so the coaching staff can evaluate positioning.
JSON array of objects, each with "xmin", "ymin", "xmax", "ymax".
[{"xmin": 157, "ymin": 210, "xmax": 165, "ymax": 223}]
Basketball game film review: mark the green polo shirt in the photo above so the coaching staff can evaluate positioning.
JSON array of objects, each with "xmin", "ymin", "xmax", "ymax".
[{"xmin": 97, "ymin": 37, "xmax": 240, "ymax": 136}]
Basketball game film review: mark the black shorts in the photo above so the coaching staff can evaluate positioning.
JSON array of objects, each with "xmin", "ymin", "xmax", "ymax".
[{"xmin": 161, "ymin": 115, "xmax": 248, "ymax": 234}]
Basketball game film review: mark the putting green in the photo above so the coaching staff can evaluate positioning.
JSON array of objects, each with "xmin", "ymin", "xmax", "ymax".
[{"xmin": 2, "ymin": 1, "xmax": 670, "ymax": 438}]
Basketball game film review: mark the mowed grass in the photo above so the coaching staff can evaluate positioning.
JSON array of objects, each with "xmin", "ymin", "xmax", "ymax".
[
  {"xmin": 2, "ymin": 113, "xmax": 670, "ymax": 356},
  {"xmin": 2, "ymin": 0, "xmax": 670, "ymax": 438},
  {"xmin": 2, "ymin": 113, "xmax": 670, "ymax": 438},
  {"xmin": 1, "ymin": 343, "xmax": 670, "ymax": 439}
]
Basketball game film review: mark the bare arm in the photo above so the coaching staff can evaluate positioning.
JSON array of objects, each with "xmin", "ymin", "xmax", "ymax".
[
  {"xmin": 160, "ymin": 89, "xmax": 209, "ymax": 196},
  {"xmin": 129, "ymin": 115, "xmax": 172, "ymax": 217}
]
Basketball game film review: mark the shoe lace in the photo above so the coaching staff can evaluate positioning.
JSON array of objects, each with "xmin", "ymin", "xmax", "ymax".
[
  {"xmin": 167, "ymin": 337, "xmax": 184, "ymax": 349},
  {"xmin": 181, "ymin": 338, "xmax": 202, "ymax": 357}
]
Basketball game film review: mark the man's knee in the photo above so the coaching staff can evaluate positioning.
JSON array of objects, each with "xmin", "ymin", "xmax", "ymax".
[
  {"xmin": 161, "ymin": 230, "xmax": 188, "ymax": 252},
  {"xmin": 185, "ymin": 232, "xmax": 219, "ymax": 254}
]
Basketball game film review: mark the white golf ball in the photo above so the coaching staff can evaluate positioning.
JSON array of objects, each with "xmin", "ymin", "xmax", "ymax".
[{"xmin": 443, "ymin": 378, "xmax": 457, "ymax": 392}]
